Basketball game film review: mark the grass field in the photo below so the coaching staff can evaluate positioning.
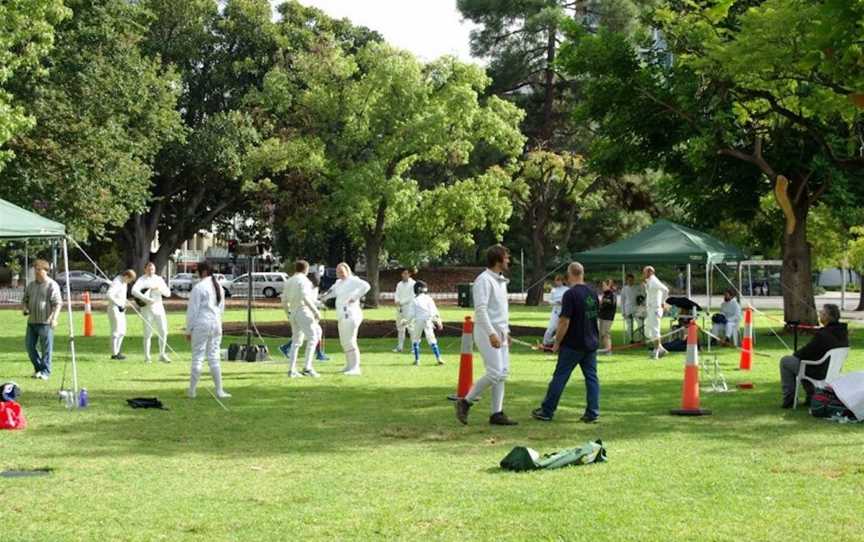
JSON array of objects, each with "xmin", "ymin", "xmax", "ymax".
[{"xmin": 2, "ymin": 305, "xmax": 864, "ymax": 541}]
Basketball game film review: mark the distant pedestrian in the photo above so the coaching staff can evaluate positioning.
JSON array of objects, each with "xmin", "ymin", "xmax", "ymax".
[
  {"xmin": 598, "ymin": 279, "xmax": 616, "ymax": 354},
  {"xmin": 22, "ymin": 259, "xmax": 62, "ymax": 380}
]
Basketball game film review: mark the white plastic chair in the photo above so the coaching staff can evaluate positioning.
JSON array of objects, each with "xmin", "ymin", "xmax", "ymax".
[{"xmin": 794, "ymin": 347, "xmax": 850, "ymax": 409}]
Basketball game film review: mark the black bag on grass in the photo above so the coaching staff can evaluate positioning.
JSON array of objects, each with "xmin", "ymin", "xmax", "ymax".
[{"xmin": 126, "ymin": 397, "xmax": 168, "ymax": 410}]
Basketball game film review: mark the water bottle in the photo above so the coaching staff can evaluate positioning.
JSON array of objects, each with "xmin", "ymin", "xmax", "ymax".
[
  {"xmin": 58, "ymin": 390, "xmax": 74, "ymax": 409},
  {"xmin": 78, "ymin": 388, "xmax": 89, "ymax": 408}
]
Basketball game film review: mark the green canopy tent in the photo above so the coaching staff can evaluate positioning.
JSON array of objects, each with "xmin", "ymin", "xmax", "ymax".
[
  {"xmin": 575, "ymin": 220, "xmax": 747, "ymax": 309},
  {"xmin": 0, "ymin": 199, "xmax": 80, "ymax": 402}
]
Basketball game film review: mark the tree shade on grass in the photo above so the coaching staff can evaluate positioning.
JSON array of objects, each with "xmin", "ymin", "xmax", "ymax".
[{"xmin": 1, "ymin": 308, "xmax": 863, "ymax": 541}]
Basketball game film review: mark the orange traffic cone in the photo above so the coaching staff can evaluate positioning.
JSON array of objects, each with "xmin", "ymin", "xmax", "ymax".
[
  {"xmin": 671, "ymin": 321, "xmax": 712, "ymax": 416},
  {"xmin": 738, "ymin": 307, "xmax": 754, "ymax": 389},
  {"xmin": 83, "ymin": 291, "xmax": 94, "ymax": 337},
  {"xmin": 448, "ymin": 316, "xmax": 474, "ymax": 401}
]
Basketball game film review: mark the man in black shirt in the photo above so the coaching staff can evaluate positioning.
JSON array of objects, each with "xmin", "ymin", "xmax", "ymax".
[{"xmin": 532, "ymin": 262, "xmax": 600, "ymax": 423}]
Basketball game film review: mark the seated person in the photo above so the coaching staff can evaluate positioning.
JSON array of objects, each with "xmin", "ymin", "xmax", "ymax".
[
  {"xmin": 779, "ymin": 304, "xmax": 848, "ymax": 409},
  {"xmin": 711, "ymin": 290, "xmax": 742, "ymax": 346}
]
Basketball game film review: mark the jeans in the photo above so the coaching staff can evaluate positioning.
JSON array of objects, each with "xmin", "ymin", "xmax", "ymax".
[
  {"xmin": 540, "ymin": 346, "xmax": 599, "ymax": 419},
  {"xmin": 25, "ymin": 323, "xmax": 54, "ymax": 375}
]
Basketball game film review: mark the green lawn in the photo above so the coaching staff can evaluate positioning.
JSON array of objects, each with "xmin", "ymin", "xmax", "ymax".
[{"xmin": 2, "ymin": 306, "xmax": 863, "ymax": 541}]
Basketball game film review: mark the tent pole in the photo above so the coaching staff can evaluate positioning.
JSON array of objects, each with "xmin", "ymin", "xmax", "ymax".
[
  {"xmin": 62, "ymin": 238, "xmax": 79, "ymax": 406},
  {"xmin": 686, "ymin": 263, "xmax": 692, "ymax": 299},
  {"xmin": 706, "ymin": 263, "xmax": 711, "ymax": 312},
  {"xmin": 737, "ymin": 262, "xmax": 743, "ymax": 302},
  {"xmin": 24, "ymin": 240, "xmax": 29, "ymax": 286}
]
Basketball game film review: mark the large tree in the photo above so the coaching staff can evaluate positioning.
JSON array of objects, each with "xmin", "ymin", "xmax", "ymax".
[
  {"xmin": 259, "ymin": 40, "xmax": 525, "ymax": 304},
  {"xmin": 0, "ymin": 0, "xmax": 69, "ymax": 171},
  {"xmin": 0, "ymin": 0, "xmax": 182, "ymax": 240},
  {"xmin": 560, "ymin": 0, "xmax": 864, "ymax": 323}
]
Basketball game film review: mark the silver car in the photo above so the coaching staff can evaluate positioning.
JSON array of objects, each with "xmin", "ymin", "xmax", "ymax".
[
  {"xmin": 228, "ymin": 272, "xmax": 289, "ymax": 298},
  {"xmin": 56, "ymin": 271, "xmax": 109, "ymax": 293}
]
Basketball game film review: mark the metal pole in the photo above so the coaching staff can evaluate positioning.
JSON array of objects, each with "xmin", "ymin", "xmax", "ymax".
[
  {"xmin": 747, "ymin": 264, "xmax": 754, "ymax": 308},
  {"xmin": 737, "ymin": 262, "xmax": 743, "ymax": 302},
  {"xmin": 706, "ymin": 263, "xmax": 711, "ymax": 312},
  {"xmin": 686, "ymin": 263, "xmax": 692, "ymax": 299},
  {"xmin": 61, "ymin": 239, "xmax": 79, "ymax": 406},
  {"xmin": 841, "ymin": 263, "xmax": 847, "ymax": 311},
  {"xmin": 24, "ymin": 240, "xmax": 29, "ymax": 286},
  {"xmin": 246, "ymin": 255, "xmax": 254, "ymax": 351}
]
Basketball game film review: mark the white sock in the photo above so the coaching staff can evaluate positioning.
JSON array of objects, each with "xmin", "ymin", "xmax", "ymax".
[
  {"xmin": 210, "ymin": 362, "xmax": 225, "ymax": 394},
  {"xmin": 491, "ymin": 382, "xmax": 505, "ymax": 414},
  {"xmin": 465, "ymin": 374, "xmax": 493, "ymax": 403}
]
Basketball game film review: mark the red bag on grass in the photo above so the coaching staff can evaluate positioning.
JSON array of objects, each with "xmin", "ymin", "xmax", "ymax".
[{"xmin": 0, "ymin": 400, "xmax": 27, "ymax": 430}]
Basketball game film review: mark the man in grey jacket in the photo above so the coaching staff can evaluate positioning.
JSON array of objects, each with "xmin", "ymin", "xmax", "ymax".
[{"xmin": 22, "ymin": 259, "xmax": 63, "ymax": 379}]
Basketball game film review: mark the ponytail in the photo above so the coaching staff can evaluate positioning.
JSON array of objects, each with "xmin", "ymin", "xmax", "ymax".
[
  {"xmin": 197, "ymin": 263, "xmax": 221, "ymax": 304},
  {"xmin": 211, "ymin": 275, "xmax": 222, "ymax": 304}
]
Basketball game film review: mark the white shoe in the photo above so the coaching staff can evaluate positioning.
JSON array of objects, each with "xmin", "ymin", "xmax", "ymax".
[
  {"xmin": 187, "ymin": 388, "xmax": 197, "ymax": 399},
  {"xmin": 657, "ymin": 348, "xmax": 668, "ymax": 359},
  {"xmin": 392, "ymin": 347, "xmax": 403, "ymax": 353},
  {"xmin": 216, "ymin": 390, "xmax": 232, "ymax": 399},
  {"xmin": 288, "ymin": 370, "xmax": 303, "ymax": 378},
  {"xmin": 301, "ymin": 368, "xmax": 320, "ymax": 378},
  {"xmin": 343, "ymin": 368, "xmax": 362, "ymax": 376},
  {"xmin": 31, "ymin": 372, "xmax": 40, "ymax": 379},
  {"xmin": 36, "ymin": 372, "xmax": 49, "ymax": 380},
  {"xmin": 159, "ymin": 355, "xmax": 171, "ymax": 363}
]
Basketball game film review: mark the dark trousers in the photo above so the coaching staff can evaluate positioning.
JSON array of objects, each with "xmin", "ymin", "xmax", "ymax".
[
  {"xmin": 540, "ymin": 346, "xmax": 599, "ymax": 419},
  {"xmin": 25, "ymin": 323, "xmax": 54, "ymax": 375}
]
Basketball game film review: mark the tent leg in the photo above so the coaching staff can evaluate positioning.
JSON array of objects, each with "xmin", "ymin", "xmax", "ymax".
[
  {"xmin": 737, "ymin": 262, "xmax": 743, "ymax": 302},
  {"xmin": 61, "ymin": 238, "xmax": 79, "ymax": 407},
  {"xmin": 24, "ymin": 240, "xmax": 29, "ymax": 286},
  {"xmin": 686, "ymin": 264, "xmax": 692, "ymax": 299},
  {"xmin": 706, "ymin": 264, "xmax": 711, "ymax": 312}
]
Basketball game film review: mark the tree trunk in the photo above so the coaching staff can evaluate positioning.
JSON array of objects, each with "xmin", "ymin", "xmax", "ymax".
[
  {"xmin": 363, "ymin": 236, "xmax": 381, "ymax": 309},
  {"xmin": 856, "ymin": 272, "xmax": 864, "ymax": 311},
  {"xmin": 121, "ymin": 211, "xmax": 160, "ymax": 274},
  {"xmin": 781, "ymin": 195, "xmax": 817, "ymax": 324}
]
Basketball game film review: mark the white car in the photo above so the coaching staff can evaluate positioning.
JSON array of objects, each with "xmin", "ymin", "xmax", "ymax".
[
  {"xmin": 228, "ymin": 272, "xmax": 289, "ymax": 298},
  {"xmin": 170, "ymin": 273, "xmax": 196, "ymax": 294}
]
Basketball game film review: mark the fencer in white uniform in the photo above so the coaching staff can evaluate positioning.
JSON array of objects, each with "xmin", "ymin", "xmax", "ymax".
[
  {"xmin": 406, "ymin": 280, "xmax": 444, "ymax": 366},
  {"xmin": 711, "ymin": 290, "xmax": 742, "ymax": 345},
  {"xmin": 542, "ymin": 275, "xmax": 569, "ymax": 346},
  {"xmin": 185, "ymin": 263, "xmax": 230, "ymax": 399},
  {"xmin": 320, "ymin": 263, "xmax": 371, "ymax": 376},
  {"xmin": 132, "ymin": 262, "xmax": 172, "ymax": 363},
  {"xmin": 456, "ymin": 245, "xmax": 518, "ymax": 426},
  {"xmin": 281, "ymin": 260, "xmax": 322, "ymax": 378},
  {"xmin": 620, "ymin": 273, "xmax": 642, "ymax": 343},
  {"xmin": 393, "ymin": 268, "xmax": 416, "ymax": 353},
  {"xmin": 107, "ymin": 270, "xmax": 136, "ymax": 360},
  {"xmin": 643, "ymin": 266, "xmax": 669, "ymax": 359}
]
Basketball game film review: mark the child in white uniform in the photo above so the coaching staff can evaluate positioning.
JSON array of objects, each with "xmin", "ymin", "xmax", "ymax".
[{"xmin": 407, "ymin": 280, "xmax": 444, "ymax": 366}]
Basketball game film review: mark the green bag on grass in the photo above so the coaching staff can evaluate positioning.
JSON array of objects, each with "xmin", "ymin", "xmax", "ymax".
[{"xmin": 500, "ymin": 440, "xmax": 607, "ymax": 471}]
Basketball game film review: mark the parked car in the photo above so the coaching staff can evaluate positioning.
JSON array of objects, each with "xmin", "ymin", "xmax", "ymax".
[
  {"xmin": 169, "ymin": 273, "xmax": 196, "ymax": 294},
  {"xmin": 228, "ymin": 272, "xmax": 289, "ymax": 298},
  {"xmin": 56, "ymin": 271, "xmax": 109, "ymax": 293}
]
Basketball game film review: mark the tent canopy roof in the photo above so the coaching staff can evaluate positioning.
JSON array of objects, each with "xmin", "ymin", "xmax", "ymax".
[
  {"xmin": 575, "ymin": 220, "xmax": 745, "ymax": 265},
  {"xmin": 0, "ymin": 199, "xmax": 66, "ymax": 239}
]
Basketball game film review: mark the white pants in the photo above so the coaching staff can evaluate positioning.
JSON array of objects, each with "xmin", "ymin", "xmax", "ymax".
[
  {"xmin": 645, "ymin": 308, "xmax": 663, "ymax": 341},
  {"xmin": 409, "ymin": 318, "xmax": 437, "ymax": 346},
  {"xmin": 543, "ymin": 307, "xmax": 561, "ymax": 345},
  {"xmin": 395, "ymin": 304, "xmax": 411, "ymax": 349},
  {"xmin": 189, "ymin": 322, "xmax": 225, "ymax": 394},
  {"xmin": 107, "ymin": 306, "xmax": 127, "ymax": 355},
  {"xmin": 289, "ymin": 311, "xmax": 321, "ymax": 372},
  {"xmin": 711, "ymin": 322, "xmax": 739, "ymax": 345},
  {"xmin": 466, "ymin": 327, "xmax": 509, "ymax": 414},
  {"xmin": 338, "ymin": 315, "xmax": 362, "ymax": 372},
  {"xmin": 142, "ymin": 308, "xmax": 168, "ymax": 360}
]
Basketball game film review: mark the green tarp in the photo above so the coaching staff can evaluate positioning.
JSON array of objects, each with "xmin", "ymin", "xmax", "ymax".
[
  {"xmin": 575, "ymin": 220, "xmax": 745, "ymax": 265},
  {"xmin": 0, "ymin": 199, "xmax": 66, "ymax": 239}
]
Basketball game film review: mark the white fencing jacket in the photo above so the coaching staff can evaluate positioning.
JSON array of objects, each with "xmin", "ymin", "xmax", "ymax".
[
  {"xmin": 645, "ymin": 275, "xmax": 669, "ymax": 311},
  {"xmin": 719, "ymin": 298, "xmax": 742, "ymax": 325},
  {"xmin": 186, "ymin": 279, "xmax": 225, "ymax": 332},
  {"xmin": 549, "ymin": 285, "xmax": 568, "ymax": 312},
  {"xmin": 473, "ymin": 269, "xmax": 509, "ymax": 337},
  {"xmin": 107, "ymin": 277, "xmax": 128, "ymax": 309},
  {"xmin": 621, "ymin": 284, "xmax": 642, "ymax": 317},
  {"xmin": 281, "ymin": 273, "xmax": 321, "ymax": 320},
  {"xmin": 132, "ymin": 274, "xmax": 171, "ymax": 316},
  {"xmin": 395, "ymin": 278, "xmax": 416, "ymax": 306},
  {"xmin": 407, "ymin": 293, "xmax": 441, "ymax": 324},
  {"xmin": 322, "ymin": 275, "xmax": 371, "ymax": 321}
]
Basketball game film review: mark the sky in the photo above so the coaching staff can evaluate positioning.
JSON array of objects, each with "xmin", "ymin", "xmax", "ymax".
[{"xmin": 286, "ymin": 0, "xmax": 479, "ymax": 64}]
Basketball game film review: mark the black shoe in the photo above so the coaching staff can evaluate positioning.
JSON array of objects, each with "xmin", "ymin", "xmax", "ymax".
[
  {"xmin": 111, "ymin": 354, "xmax": 127, "ymax": 361},
  {"xmin": 580, "ymin": 415, "xmax": 599, "ymax": 424},
  {"xmin": 455, "ymin": 399, "xmax": 471, "ymax": 425},
  {"xmin": 781, "ymin": 396, "xmax": 794, "ymax": 409},
  {"xmin": 489, "ymin": 412, "xmax": 518, "ymax": 426},
  {"xmin": 531, "ymin": 408, "xmax": 552, "ymax": 421}
]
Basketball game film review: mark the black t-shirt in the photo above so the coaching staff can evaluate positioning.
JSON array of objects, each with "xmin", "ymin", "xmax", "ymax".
[
  {"xmin": 598, "ymin": 289, "xmax": 617, "ymax": 321},
  {"xmin": 560, "ymin": 284, "xmax": 599, "ymax": 351}
]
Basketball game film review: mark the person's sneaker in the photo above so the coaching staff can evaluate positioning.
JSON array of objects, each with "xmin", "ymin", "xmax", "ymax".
[
  {"xmin": 489, "ymin": 412, "xmax": 518, "ymax": 426},
  {"xmin": 412, "ymin": 360, "xmax": 420, "ymax": 366},
  {"xmin": 316, "ymin": 351, "xmax": 330, "ymax": 362},
  {"xmin": 343, "ymin": 368, "xmax": 362, "ymax": 376},
  {"xmin": 781, "ymin": 396, "xmax": 794, "ymax": 409},
  {"xmin": 301, "ymin": 368, "xmax": 320, "ymax": 378},
  {"xmin": 216, "ymin": 390, "xmax": 232, "ymax": 399},
  {"xmin": 436, "ymin": 359, "xmax": 444, "ymax": 366},
  {"xmin": 159, "ymin": 355, "xmax": 171, "ymax": 363},
  {"xmin": 36, "ymin": 372, "xmax": 49, "ymax": 380},
  {"xmin": 455, "ymin": 399, "xmax": 471, "ymax": 425},
  {"xmin": 392, "ymin": 347, "xmax": 403, "ymax": 353},
  {"xmin": 279, "ymin": 343, "xmax": 292, "ymax": 358},
  {"xmin": 580, "ymin": 415, "xmax": 599, "ymax": 424},
  {"xmin": 187, "ymin": 387, "xmax": 197, "ymax": 399},
  {"xmin": 288, "ymin": 370, "xmax": 303, "ymax": 378},
  {"xmin": 531, "ymin": 408, "xmax": 552, "ymax": 421},
  {"xmin": 31, "ymin": 372, "xmax": 40, "ymax": 379},
  {"xmin": 657, "ymin": 348, "xmax": 668, "ymax": 359}
]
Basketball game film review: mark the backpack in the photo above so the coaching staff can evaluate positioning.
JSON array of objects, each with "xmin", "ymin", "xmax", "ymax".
[
  {"xmin": 500, "ymin": 440, "xmax": 607, "ymax": 471},
  {"xmin": 0, "ymin": 401, "xmax": 27, "ymax": 430},
  {"xmin": 126, "ymin": 397, "xmax": 168, "ymax": 410},
  {"xmin": 810, "ymin": 387, "xmax": 855, "ymax": 419}
]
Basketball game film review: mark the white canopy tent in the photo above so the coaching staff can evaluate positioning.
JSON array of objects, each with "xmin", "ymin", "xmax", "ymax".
[{"xmin": 0, "ymin": 199, "xmax": 80, "ymax": 404}]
